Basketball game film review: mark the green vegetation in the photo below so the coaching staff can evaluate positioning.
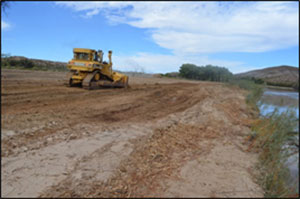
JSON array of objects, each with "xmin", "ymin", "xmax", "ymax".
[
  {"xmin": 266, "ymin": 81, "xmax": 299, "ymax": 90},
  {"xmin": 1, "ymin": 56, "xmax": 68, "ymax": 72},
  {"xmin": 160, "ymin": 72, "xmax": 180, "ymax": 78},
  {"xmin": 226, "ymin": 76, "xmax": 298, "ymax": 197},
  {"xmin": 2, "ymin": 58, "xmax": 34, "ymax": 69},
  {"xmin": 227, "ymin": 78, "xmax": 263, "ymax": 109},
  {"xmin": 239, "ymin": 76, "xmax": 299, "ymax": 92},
  {"xmin": 179, "ymin": 63, "xmax": 233, "ymax": 82},
  {"xmin": 250, "ymin": 109, "xmax": 298, "ymax": 197},
  {"xmin": 237, "ymin": 76, "xmax": 265, "ymax": 85},
  {"xmin": 172, "ymin": 63, "xmax": 299, "ymax": 92}
]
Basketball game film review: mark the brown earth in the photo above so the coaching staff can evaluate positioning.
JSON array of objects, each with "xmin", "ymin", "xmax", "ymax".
[{"xmin": 1, "ymin": 69, "xmax": 263, "ymax": 197}]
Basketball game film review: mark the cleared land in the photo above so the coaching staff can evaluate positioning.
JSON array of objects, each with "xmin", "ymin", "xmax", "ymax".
[{"xmin": 1, "ymin": 69, "xmax": 263, "ymax": 197}]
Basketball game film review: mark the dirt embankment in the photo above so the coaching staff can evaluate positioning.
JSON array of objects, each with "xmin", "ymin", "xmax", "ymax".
[{"xmin": 1, "ymin": 69, "xmax": 263, "ymax": 197}]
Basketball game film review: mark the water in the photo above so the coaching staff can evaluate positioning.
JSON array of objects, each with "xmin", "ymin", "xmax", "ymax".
[{"xmin": 258, "ymin": 88, "xmax": 299, "ymax": 193}]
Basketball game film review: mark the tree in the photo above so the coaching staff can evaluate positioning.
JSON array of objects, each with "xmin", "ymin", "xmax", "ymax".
[
  {"xmin": 179, "ymin": 63, "xmax": 233, "ymax": 82},
  {"xmin": 179, "ymin": 64, "xmax": 199, "ymax": 79}
]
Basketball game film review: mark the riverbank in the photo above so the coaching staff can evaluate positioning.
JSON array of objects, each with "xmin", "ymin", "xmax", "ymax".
[
  {"xmin": 243, "ymin": 84, "xmax": 299, "ymax": 197},
  {"xmin": 228, "ymin": 79, "xmax": 299, "ymax": 197},
  {"xmin": 259, "ymin": 88, "xmax": 299, "ymax": 196},
  {"xmin": 251, "ymin": 110, "xmax": 298, "ymax": 197},
  {"xmin": 266, "ymin": 85, "xmax": 298, "ymax": 92}
]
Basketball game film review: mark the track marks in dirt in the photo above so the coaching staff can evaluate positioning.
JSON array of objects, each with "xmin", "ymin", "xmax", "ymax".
[
  {"xmin": 1, "ymin": 81, "xmax": 202, "ymax": 158},
  {"xmin": 87, "ymin": 83, "xmax": 203, "ymax": 123}
]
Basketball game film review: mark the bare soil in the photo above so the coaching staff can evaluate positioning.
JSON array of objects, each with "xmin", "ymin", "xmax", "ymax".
[{"xmin": 1, "ymin": 69, "xmax": 263, "ymax": 197}]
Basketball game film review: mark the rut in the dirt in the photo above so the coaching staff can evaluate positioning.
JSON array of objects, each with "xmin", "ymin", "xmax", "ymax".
[{"xmin": 2, "ymin": 81, "xmax": 201, "ymax": 158}]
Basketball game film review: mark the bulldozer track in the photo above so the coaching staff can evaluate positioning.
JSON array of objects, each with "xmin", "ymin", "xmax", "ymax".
[
  {"xmin": 82, "ymin": 72, "xmax": 97, "ymax": 90},
  {"xmin": 82, "ymin": 71, "xmax": 125, "ymax": 89}
]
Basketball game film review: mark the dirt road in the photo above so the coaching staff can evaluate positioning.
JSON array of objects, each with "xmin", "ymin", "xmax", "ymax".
[{"xmin": 1, "ymin": 69, "xmax": 263, "ymax": 197}]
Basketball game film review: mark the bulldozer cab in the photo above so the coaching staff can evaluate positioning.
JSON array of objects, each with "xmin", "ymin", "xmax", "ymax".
[
  {"xmin": 74, "ymin": 52, "xmax": 89, "ymax": 61},
  {"xmin": 73, "ymin": 48, "xmax": 95, "ymax": 61}
]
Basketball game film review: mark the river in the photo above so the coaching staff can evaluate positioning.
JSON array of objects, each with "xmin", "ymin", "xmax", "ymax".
[{"xmin": 258, "ymin": 87, "xmax": 299, "ymax": 193}]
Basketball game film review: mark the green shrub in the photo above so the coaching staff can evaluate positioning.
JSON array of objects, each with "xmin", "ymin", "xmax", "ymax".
[
  {"xmin": 252, "ymin": 109, "xmax": 298, "ymax": 197},
  {"xmin": 20, "ymin": 59, "xmax": 34, "ymax": 68},
  {"xmin": 9, "ymin": 59, "xmax": 18, "ymax": 66},
  {"xmin": 253, "ymin": 77, "xmax": 265, "ymax": 84},
  {"xmin": 227, "ymin": 78, "xmax": 263, "ymax": 111}
]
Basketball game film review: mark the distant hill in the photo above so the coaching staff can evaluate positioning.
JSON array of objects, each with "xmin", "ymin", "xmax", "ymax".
[
  {"xmin": 235, "ymin": 65, "xmax": 299, "ymax": 88},
  {"xmin": 1, "ymin": 56, "xmax": 68, "ymax": 71}
]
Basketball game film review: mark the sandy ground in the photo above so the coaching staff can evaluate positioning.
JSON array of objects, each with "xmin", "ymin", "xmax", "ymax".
[{"xmin": 1, "ymin": 69, "xmax": 263, "ymax": 197}]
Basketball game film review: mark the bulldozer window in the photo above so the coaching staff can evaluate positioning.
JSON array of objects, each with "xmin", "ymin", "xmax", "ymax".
[
  {"xmin": 94, "ymin": 52, "xmax": 98, "ymax": 61},
  {"xmin": 74, "ymin": 53, "xmax": 89, "ymax": 61}
]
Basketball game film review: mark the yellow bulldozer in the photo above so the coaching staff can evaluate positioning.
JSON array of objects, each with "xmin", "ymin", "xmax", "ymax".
[{"xmin": 66, "ymin": 48, "xmax": 129, "ymax": 89}]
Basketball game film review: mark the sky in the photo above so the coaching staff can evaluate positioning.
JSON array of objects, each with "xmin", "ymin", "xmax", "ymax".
[{"xmin": 1, "ymin": 1, "xmax": 299, "ymax": 74}]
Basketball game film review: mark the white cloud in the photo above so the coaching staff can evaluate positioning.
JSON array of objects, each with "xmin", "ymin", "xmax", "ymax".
[
  {"xmin": 56, "ymin": 1, "xmax": 299, "ymax": 54},
  {"xmin": 56, "ymin": 2, "xmax": 298, "ymax": 73},
  {"xmin": 55, "ymin": 2, "xmax": 131, "ymax": 17},
  {"xmin": 1, "ymin": 20, "xmax": 10, "ymax": 30}
]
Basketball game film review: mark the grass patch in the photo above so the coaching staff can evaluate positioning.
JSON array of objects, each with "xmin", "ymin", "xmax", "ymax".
[
  {"xmin": 227, "ymin": 78, "xmax": 263, "ymax": 110},
  {"xmin": 250, "ymin": 108, "xmax": 298, "ymax": 197}
]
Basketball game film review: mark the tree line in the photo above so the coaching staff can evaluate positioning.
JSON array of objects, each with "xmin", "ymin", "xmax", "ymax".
[
  {"xmin": 1, "ymin": 57, "xmax": 34, "ymax": 68},
  {"xmin": 1, "ymin": 55, "xmax": 68, "ymax": 71},
  {"xmin": 179, "ymin": 63, "xmax": 233, "ymax": 82}
]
